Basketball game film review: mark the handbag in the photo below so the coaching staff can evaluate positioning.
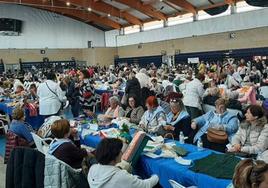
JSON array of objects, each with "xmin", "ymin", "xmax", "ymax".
[{"xmin": 207, "ymin": 127, "xmax": 228, "ymax": 144}]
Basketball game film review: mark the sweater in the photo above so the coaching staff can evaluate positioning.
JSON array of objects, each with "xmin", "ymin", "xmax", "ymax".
[
  {"xmin": 79, "ymin": 78, "xmax": 96, "ymax": 110},
  {"xmin": 49, "ymin": 140, "xmax": 87, "ymax": 169},
  {"xmin": 125, "ymin": 106, "xmax": 145, "ymax": 124},
  {"xmin": 88, "ymin": 164, "xmax": 159, "ymax": 188}
]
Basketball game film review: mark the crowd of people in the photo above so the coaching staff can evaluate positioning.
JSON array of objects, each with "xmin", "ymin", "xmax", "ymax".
[{"xmin": 2, "ymin": 57, "xmax": 268, "ymax": 188}]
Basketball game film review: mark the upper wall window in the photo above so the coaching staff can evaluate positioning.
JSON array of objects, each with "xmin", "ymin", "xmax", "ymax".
[
  {"xmin": 143, "ymin": 20, "xmax": 163, "ymax": 31},
  {"xmin": 168, "ymin": 13, "xmax": 193, "ymax": 26},
  {"xmin": 236, "ymin": 1, "xmax": 263, "ymax": 13}
]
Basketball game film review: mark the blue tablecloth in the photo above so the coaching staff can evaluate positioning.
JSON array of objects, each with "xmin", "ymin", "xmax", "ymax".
[
  {"xmin": 80, "ymin": 129, "xmax": 232, "ymax": 188},
  {"xmin": 0, "ymin": 99, "xmax": 44, "ymax": 130},
  {"xmin": 95, "ymin": 89, "xmax": 124, "ymax": 96},
  {"xmin": 137, "ymin": 142, "xmax": 231, "ymax": 188}
]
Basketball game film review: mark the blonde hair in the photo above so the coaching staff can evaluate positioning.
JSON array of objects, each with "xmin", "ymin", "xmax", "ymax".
[
  {"xmin": 215, "ymin": 98, "xmax": 228, "ymax": 109},
  {"xmin": 12, "ymin": 107, "xmax": 24, "ymax": 120},
  {"xmin": 233, "ymin": 159, "xmax": 268, "ymax": 188}
]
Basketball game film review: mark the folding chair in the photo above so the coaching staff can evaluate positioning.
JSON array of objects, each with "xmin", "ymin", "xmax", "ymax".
[
  {"xmin": 259, "ymin": 86, "xmax": 268, "ymax": 99},
  {"xmin": 31, "ymin": 132, "xmax": 53, "ymax": 154}
]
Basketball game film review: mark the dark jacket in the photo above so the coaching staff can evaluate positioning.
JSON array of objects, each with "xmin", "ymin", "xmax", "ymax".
[
  {"xmin": 173, "ymin": 116, "xmax": 194, "ymax": 143},
  {"xmin": 6, "ymin": 147, "xmax": 45, "ymax": 188},
  {"xmin": 52, "ymin": 142, "xmax": 87, "ymax": 169},
  {"xmin": 203, "ymin": 95, "xmax": 242, "ymax": 111},
  {"xmin": 125, "ymin": 78, "xmax": 141, "ymax": 98},
  {"xmin": 66, "ymin": 80, "xmax": 80, "ymax": 105}
]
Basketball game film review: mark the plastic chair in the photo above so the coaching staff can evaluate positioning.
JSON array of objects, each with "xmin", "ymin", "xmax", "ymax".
[
  {"xmin": 259, "ymin": 86, "xmax": 268, "ymax": 99},
  {"xmin": 202, "ymin": 104, "xmax": 216, "ymax": 113},
  {"xmin": 0, "ymin": 120, "xmax": 8, "ymax": 134},
  {"xmin": 31, "ymin": 132, "xmax": 53, "ymax": 154},
  {"xmin": 227, "ymin": 108, "xmax": 243, "ymax": 118}
]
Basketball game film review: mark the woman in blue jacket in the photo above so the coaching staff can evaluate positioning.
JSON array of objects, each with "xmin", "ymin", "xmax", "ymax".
[{"xmin": 191, "ymin": 98, "xmax": 239, "ymax": 152}]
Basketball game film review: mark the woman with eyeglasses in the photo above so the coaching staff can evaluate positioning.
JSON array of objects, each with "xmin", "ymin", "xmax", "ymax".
[
  {"xmin": 161, "ymin": 98, "xmax": 193, "ymax": 143},
  {"xmin": 230, "ymin": 159, "xmax": 268, "ymax": 188},
  {"xmin": 124, "ymin": 95, "xmax": 144, "ymax": 124}
]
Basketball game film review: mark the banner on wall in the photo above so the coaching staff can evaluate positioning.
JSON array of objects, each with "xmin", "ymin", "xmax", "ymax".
[{"xmin": 187, "ymin": 57, "xmax": 199, "ymax": 64}]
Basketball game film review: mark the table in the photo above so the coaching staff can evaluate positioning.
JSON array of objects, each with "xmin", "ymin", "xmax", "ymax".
[
  {"xmin": 95, "ymin": 89, "xmax": 124, "ymax": 96},
  {"xmin": 136, "ymin": 142, "xmax": 231, "ymax": 188},
  {"xmin": 0, "ymin": 99, "xmax": 44, "ymax": 130},
  {"xmin": 79, "ymin": 127, "xmax": 232, "ymax": 188}
]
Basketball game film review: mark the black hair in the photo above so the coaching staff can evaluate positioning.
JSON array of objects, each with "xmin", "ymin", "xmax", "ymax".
[
  {"xmin": 96, "ymin": 138, "xmax": 123, "ymax": 165},
  {"xmin": 247, "ymin": 105, "xmax": 264, "ymax": 119},
  {"xmin": 46, "ymin": 72, "xmax": 56, "ymax": 80},
  {"xmin": 29, "ymin": 83, "xmax": 36, "ymax": 89},
  {"xmin": 127, "ymin": 94, "xmax": 140, "ymax": 107},
  {"xmin": 80, "ymin": 69, "xmax": 90, "ymax": 79}
]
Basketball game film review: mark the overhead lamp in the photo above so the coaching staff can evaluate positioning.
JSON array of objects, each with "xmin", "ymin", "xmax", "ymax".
[
  {"xmin": 87, "ymin": 7, "xmax": 92, "ymax": 11},
  {"xmin": 66, "ymin": 2, "xmax": 70, "ymax": 6},
  {"xmin": 107, "ymin": 14, "xmax": 111, "ymax": 17}
]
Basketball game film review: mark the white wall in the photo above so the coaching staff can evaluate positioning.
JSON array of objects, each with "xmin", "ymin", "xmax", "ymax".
[
  {"xmin": 0, "ymin": 4, "xmax": 105, "ymax": 49},
  {"xmin": 105, "ymin": 8, "xmax": 268, "ymax": 47}
]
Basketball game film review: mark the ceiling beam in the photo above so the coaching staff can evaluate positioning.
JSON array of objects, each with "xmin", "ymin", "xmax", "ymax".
[
  {"xmin": 0, "ymin": 0, "xmax": 121, "ymax": 29},
  {"xmin": 115, "ymin": 0, "xmax": 167, "ymax": 20},
  {"xmin": 163, "ymin": 1, "xmax": 183, "ymax": 13},
  {"xmin": 57, "ymin": 0, "xmax": 142, "ymax": 25},
  {"xmin": 166, "ymin": 0, "xmax": 197, "ymax": 14}
]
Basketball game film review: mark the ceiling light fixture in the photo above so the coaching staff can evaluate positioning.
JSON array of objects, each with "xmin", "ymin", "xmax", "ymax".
[
  {"xmin": 108, "ymin": 14, "xmax": 111, "ymax": 17},
  {"xmin": 66, "ymin": 2, "xmax": 70, "ymax": 6},
  {"xmin": 88, "ymin": 7, "xmax": 92, "ymax": 11}
]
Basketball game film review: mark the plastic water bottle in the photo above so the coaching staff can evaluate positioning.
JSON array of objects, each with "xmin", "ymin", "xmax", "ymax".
[
  {"xmin": 197, "ymin": 139, "xmax": 203, "ymax": 151},
  {"xmin": 74, "ymin": 124, "xmax": 82, "ymax": 141},
  {"xmin": 179, "ymin": 131, "xmax": 185, "ymax": 144},
  {"xmin": 257, "ymin": 151, "xmax": 263, "ymax": 160}
]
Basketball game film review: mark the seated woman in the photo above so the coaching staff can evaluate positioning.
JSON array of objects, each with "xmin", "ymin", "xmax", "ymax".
[
  {"xmin": 88, "ymin": 138, "xmax": 159, "ymax": 188},
  {"xmin": 14, "ymin": 85, "xmax": 25, "ymax": 97},
  {"xmin": 48, "ymin": 119, "xmax": 88, "ymax": 169},
  {"xmin": 229, "ymin": 105, "xmax": 268, "ymax": 157},
  {"xmin": 162, "ymin": 98, "xmax": 193, "ymax": 143},
  {"xmin": 230, "ymin": 159, "xmax": 268, "ymax": 188},
  {"xmin": 27, "ymin": 83, "xmax": 38, "ymax": 101},
  {"xmin": 191, "ymin": 98, "xmax": 239, "ymax": 152},
  {"xmin": 124, "ymin": 95, "xmax": 144, "ymax": 124},
  {"xmin": 139, "ymin": 96, "xmax": 166, "ymax": 134},
  {"xmin": 150, "ymin": 78, "xmax": 163, "ymax": 95},
  {"xmin": 9, "ymin": 107, "xmax": 34, "ymax": 146},
  {"xmin": 113, "ymin": 78, "xmax": 125, "ymax": 91},
  {"xmin": 104, "ymin": 96, "xmax": 125, "ymax": 119}
]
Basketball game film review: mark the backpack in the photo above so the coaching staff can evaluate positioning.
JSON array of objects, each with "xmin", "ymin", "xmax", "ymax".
[{"xmin": 37, "ymin": 116, "xmax": 62, "ymax": 138}]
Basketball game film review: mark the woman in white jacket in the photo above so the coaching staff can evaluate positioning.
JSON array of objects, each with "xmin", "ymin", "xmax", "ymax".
[
  {"xmin": 37, "ymin": 72, "xmax": 65, "ymax": 116},
  {"xmin": 88, "ymin": 138, "xmax": 159, "ymax": 188},
  {"xmin": 229, "ymin": 105, "xmax": 268, "ymax": 162},
  {"xmin": 183, "ymin": 73, "xmax": 205, "ymax": 119}
]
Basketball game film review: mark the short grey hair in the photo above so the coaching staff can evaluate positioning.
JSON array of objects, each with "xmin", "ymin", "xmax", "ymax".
[{"xmin": 109, "ymin": 96, "xmax": 120, "ymax": 104}]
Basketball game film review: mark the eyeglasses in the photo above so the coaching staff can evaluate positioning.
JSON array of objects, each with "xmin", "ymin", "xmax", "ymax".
[{"xmin": 170, "ymin": 98, "xmax": 179, "ymax": 103}]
